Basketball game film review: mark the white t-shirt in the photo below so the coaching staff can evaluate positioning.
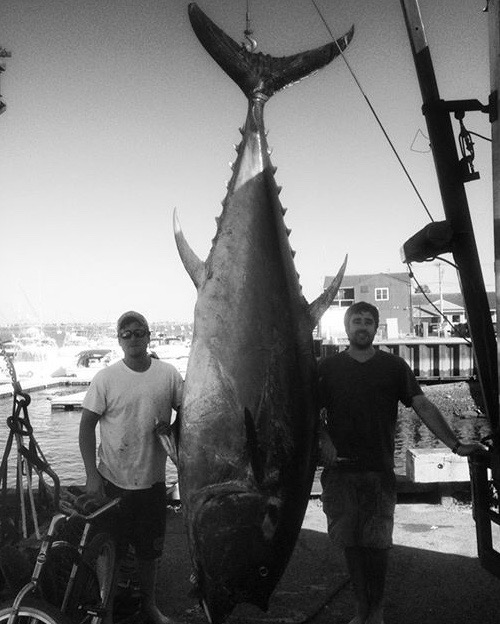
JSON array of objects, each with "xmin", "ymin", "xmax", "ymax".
[{"xmin": 82, "ymin": 358, "xmax": 183, "ymax": 489}]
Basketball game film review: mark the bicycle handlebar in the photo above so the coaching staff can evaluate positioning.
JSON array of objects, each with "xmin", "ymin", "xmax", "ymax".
[
  {"xmin": 83, "ymin": 496, "xmax": 120, "ymax": 521},
  {"xmin": 59, "ymin": 496, "xmax": 121, "ymax": 523}
]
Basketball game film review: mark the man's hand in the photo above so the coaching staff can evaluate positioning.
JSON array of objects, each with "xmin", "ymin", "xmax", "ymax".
[
  {"xmin": 455, "ymin": 441, "xmax": 489, "ymax": 456},
  {"xmin": 155, "ymin": 420, "xmax": 178, "ymax": 466},
  {"xmin": 85, "ymin": 471, "xmax": 106, "ymax": 500},
  {"xmin": 319, "ymin": 433, "xmax": 338, "ymax": 466}
]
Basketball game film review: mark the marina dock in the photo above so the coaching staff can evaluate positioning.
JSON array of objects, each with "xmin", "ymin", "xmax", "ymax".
[
  {"xmin": 0, "ymin": 379, "xmax": 89, "ymax": 400},
  {"xmin": 50, "ymin": 390, "xmax": 87, "ymax": 410}
]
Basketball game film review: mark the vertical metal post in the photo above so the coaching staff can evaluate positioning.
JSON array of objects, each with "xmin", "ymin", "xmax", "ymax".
[
  {"xmin": 400, "ymin": 0, "xmax": 498, "ymax": 430},
  {"xmin": 489, "ymin": 0, "xmax": 500, "ymax": 415}
]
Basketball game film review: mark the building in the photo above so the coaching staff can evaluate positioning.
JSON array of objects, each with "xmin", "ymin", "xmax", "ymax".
[
  {"xmin": 412, "ymin": 291, "xmax": 497, "ymax": 337},
  {"xmin": 321, "ymin": 272, "xmax": 413, "ymax": 341},
  {"xmin": 319, "ymin": 270, "xmax": 496, "ymax": 341}
]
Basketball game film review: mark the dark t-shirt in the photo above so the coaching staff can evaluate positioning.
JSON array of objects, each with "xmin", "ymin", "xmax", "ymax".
[{"xmin": 318, "ymin": 349, "xmax": 423, "ymax": 472}]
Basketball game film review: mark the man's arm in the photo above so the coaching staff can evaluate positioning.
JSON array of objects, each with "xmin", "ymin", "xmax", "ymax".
[
  {"xmin": 319, "ymin": 426, "xmax": 338, "ymax": 465},
  {"xmin": 317, "ymin": 408, "xmax": 338, "ymax": 466},
  {"xmin": 411, "ymin": 394, "xmax": 488, "ymax": 456},
  {"xmin": 79, "ymin": 408, "xmax": 106, "ymax": 498}
]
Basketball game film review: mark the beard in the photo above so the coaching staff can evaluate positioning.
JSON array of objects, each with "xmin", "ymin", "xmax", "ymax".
[{"xmin": 350, "ymin": 330, "xmax": 374, "ymax": 349}]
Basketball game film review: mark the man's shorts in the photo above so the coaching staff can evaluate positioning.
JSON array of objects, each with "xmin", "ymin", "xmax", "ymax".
[
  {"xmin": 321, "ymin": 468, "xmax": 396, "ymax": 549},
  {"xmin": 103, "ymin": 480, "xmax": 167, "ymax": 561}
]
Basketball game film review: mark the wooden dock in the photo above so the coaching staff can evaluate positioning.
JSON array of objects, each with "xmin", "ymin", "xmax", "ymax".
[
  {"xmin": 50, "ymin": 390, "xmax": 87, "ymax": 410},
  {"xmin": 0, "ymin": 379, "xmax": 89, "ymax": 399},
  {"xmin": 320, "ymin": 338, "xmax": 477, "ymax": 382}
]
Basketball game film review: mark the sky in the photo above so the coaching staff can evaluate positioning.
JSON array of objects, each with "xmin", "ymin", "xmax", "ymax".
[{"xmin": 0, "ymin": 0, "xmax": 494, "ymax": 324}]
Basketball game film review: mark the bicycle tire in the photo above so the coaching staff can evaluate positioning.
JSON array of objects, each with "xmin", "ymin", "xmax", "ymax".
[
  {"xmin": 0, "ymin": 597, "xmax": 74, "ymax": 624},
  {"xmin": 81, "ymin": 532, "xmax": 116, "ymax": 608}
]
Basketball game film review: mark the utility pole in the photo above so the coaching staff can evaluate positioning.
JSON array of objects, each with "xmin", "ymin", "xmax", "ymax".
[
  {"xmin": 437, "ymin": 262, "xmax": 444, "ymax": 336},
  {"xmin": 408, "ymin": 279, "xmax": 414, "ymax": 335}
]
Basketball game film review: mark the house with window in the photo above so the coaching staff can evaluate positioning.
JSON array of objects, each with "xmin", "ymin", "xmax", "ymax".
[
  {"xmin": 320, "ymin": 272, "xmax": 412, "ymax": 341},
  {"xmin": 319, "ymin": 271, "xmax": 496, "ymax": 341}
]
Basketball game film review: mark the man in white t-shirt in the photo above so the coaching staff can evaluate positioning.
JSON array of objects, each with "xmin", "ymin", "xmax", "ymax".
[{"xmin": 79, "ymin": 311, "xmax": 183, "ymax": 624}]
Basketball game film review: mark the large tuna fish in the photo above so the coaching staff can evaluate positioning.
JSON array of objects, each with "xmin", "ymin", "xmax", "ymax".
[{"xmin": 174, "ymin": 4, "xmax": 353, "ymax": 623}]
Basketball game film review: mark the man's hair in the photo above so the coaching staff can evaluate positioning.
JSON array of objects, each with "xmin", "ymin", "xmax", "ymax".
[{"xmin": 344, "ymin": 301, "xmax": 379, "ymax": 329}]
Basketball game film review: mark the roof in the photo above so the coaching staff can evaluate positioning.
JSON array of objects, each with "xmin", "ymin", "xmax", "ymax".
[
  {"xmin": 324, "ymin": 272, "xmax": 411, "ymax": 290},
  {"xmin": 413, "ymin": 291, "xmax": 496, "ymax": 310}
]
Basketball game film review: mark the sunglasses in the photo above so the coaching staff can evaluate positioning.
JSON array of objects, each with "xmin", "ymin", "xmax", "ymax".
[{"xmin": 119, "ymin": 328, "xmax": 150, "ymax": 339}]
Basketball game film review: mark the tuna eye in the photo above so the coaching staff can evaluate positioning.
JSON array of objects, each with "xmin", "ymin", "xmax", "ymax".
[{"xmin": 259, "ymin": 566, "xmax": 269, "ymax": 577}]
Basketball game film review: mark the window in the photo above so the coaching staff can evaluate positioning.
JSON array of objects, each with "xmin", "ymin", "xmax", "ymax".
[
  {"xmin": 333, "ymin": 287, "xmax": 355, "ymax": 307},
  {"xmin": 375, "ymin": 287, "xmax": 389, "ymax": 301}
]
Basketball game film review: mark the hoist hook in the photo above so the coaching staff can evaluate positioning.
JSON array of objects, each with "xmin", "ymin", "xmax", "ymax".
[
  {"xmin": 242, "ymin": 0, "xmax": 257, "ymax": 52},
  {"xmin": 243, "ymin": 28, "xmax": 257, "ymax": 53}
]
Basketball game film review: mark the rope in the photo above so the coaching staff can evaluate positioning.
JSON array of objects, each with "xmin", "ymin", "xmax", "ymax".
[
  {"xmin": 0, "ymin": 345, "xmax": 61, "ymax": 542},
  {"xmin": 310, "ymin": 0, "xmax": 434, "ymax": 222}
]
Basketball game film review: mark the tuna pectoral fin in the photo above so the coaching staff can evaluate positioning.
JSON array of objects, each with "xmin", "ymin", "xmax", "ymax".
[
  {"xmin": 244, "ymin": 408, "xmax": 265, "ymax": 486},
  {"xmin": 308, "ymin": 254, "xmax": 348, "ymax": 329},
  {"xmin": 188, "ymin": 3, "xmax": 354, "ymax": 100},
  {"xmin": 173, "ymin": 208, "xmax": 205, "ymax": 289}
]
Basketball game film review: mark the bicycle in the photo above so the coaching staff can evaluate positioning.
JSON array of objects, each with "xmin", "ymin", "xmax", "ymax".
[{"xmin": 0, "ymin": 497, "xmax": 120, "ymax": 624}]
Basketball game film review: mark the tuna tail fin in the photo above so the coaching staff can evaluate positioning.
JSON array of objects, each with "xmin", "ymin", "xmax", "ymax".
[
  {"xmin": 308, "ymin": 255, "xmax": 348, "ymax": 330},
  {"xmin": 188, "ymin": 3, "xmax": 354, "ymax": 100},
  {"xmin": 173, "ymin": 208, "xmax": 205, "ymax": 289}
]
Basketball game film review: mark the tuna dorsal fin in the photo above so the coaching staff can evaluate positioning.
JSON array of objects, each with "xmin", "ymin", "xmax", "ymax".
[
  {"xmin": 244, "ymin": 408, "xmax": 265, "ymax": 486},
  {"xmin": 308, "ymin": 255, "xmax": 348, "ymax": 329},
  {"xmin": 188, "ymin": 3, "xmax": 354, "ymax": 101},
  {"xmin": 173, "ymin": 208, "xmax": 205, "ymax": 289}
]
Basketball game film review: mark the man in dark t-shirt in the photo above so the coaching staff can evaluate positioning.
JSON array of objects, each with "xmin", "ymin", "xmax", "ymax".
[{"xmin": 318, "ymin": 301, "xmax": 486, "ymax": 624}]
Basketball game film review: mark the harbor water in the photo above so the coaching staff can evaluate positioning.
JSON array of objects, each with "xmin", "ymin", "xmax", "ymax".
[
  {"xmin": 0, "ymin": 386, "xmax": 179, "ymax": 487},
  {"xmin": 0, "ymin": 382, "xmax": 492, "ymax": 485}
]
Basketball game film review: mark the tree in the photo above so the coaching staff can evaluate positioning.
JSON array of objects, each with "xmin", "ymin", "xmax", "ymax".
[{"xmin": 414, "ymin": 284, "xmax": 430, "ymax": 294}]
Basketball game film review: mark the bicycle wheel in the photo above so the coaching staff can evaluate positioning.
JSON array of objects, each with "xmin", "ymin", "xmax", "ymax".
[
  {"xmin": 0, "ymin": 597, "xmax": 74, "ymax": 624},
  {"xmin": 61, "ymin": 558, "xmax": 100, "ymax": 623},
  {"xmin": 81, "ymin": 532, "xmax": 116, "ymax": 607},
  {"xmin": 38, "ymin": 543, "xmax": 79, "ymax": 610}
]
